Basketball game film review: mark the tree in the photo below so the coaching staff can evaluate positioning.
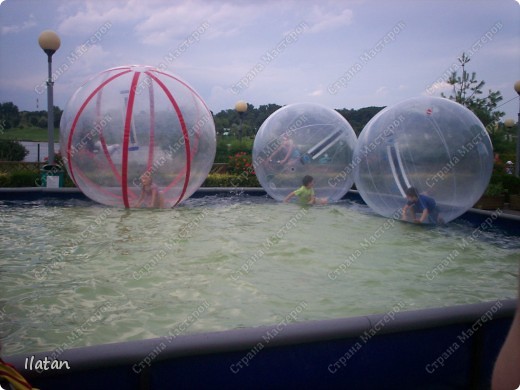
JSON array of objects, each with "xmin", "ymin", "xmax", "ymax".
[
  {"xmin": 336, "ymin": 106, "xmax": 384, "ymax": 135},
  {"xmin": 0, "ymin": 102, "xmax": 21, "ymax": 129},
  {"xmin": 442, "ymin": 53, "xmax": 504, "ymax": 128},
  {"xmin": 213, "ymin": 103, "xmax": 383, "ymax": 137},
  {"xmin": 0, "ymin": 140, "xmax": 28, "ymax": 161},
  {"xmin": 53, "ymin": 106, "xmax": 63, "ymax": 128}
]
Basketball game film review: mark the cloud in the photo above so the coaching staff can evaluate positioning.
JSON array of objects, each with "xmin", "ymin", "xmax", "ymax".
[
  {"xmin": 306, "ymin": 5, "xmax": 353, "ymax": 33},
  {"xmin": 308, "ymin": 88, "xmax": 324, "ymax": 97},
  {"xmin": 135, "ymin": 3, "xmax": 202, "ymax": 45},
  {"xmin": 135, "ymin": 1, "xmax": 278, "ymax": 44},
  {"xmin": 57, "ymin": 1, "xmax": 268, "ymax": 46},
  {"xmin": 0, "ymin": 13, "xmax": 36, "ymax": 34},
  {"xmin": 422, "ymin": 81, "xmax": 453, "ymax": 96},
  {"xmin": 71, "ymin": 44, "xmax": 111, "ymax": 71},
  {"xmin": 57, "ymin": 0, "xmax": 142, "ymax": 35},
  {"xmin": 375, "ymin": 86, "xmax": 389, "ymax": 96}
]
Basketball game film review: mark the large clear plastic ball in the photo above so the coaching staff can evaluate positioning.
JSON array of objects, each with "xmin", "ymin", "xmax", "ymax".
[
  {"xmin": 353, "ymin": 96, "xmax": 493, "ymax": 223},
  {"xmin": 253, "ymin": 103, "xmax": 358, "ymax": 202},
  {"xmin": 60, "ymin": 65, "xmax": 216, "ymax": 208}
]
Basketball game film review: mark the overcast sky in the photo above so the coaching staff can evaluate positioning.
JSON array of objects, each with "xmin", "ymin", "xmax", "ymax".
[{"xmin": 0, "ymin": 0, "xmax": 519, "ymax": 121}]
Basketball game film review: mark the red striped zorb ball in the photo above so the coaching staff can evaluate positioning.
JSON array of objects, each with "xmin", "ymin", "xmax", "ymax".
[{"xmin": 60, "ymin": 65, "xmax": 216, "ymax": 208}]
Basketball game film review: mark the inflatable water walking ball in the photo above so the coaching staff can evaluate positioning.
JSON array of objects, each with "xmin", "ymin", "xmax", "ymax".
[
  {"xmin": 60, "ymin": 65, "xmax": 216, "ymax": 208},
  {"xmin": 353, "ymin": 96, "xmax": 493, "ymax": 224},
  {"xmin": 253, "ymin": 103, "xmax": 358, "ymax": 202}
]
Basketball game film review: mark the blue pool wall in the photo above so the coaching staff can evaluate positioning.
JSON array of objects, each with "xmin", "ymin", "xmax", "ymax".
[{"xmin": 4, "ymin": 299, "xmax": 516, "ymax": 389}]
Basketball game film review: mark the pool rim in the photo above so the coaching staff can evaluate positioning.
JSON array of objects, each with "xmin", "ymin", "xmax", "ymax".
[{"xmin": 1, "ymin": 186, "xmax": 519, "ymax": 223}]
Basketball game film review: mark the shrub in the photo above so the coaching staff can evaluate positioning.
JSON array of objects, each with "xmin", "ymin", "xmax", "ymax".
[
  {"xmin": 0, "ymin": 168, "xmax": 75, "ymax": 188},
  {"xmin": 0, "ymin": 171, "xmax": 9, "ymax": 187},
  {"xmin": 501, "ymin": 174, "xmax": 520, "ymax": 195},
  {"xmin": 63, "ymin": 173, "xmax": 76, "ymax": 187},
  {"xmin": 227, "ymin": 151, "xmax": 253, "ymax": 175},
  {"xmin": 202, "ymin": 173, "xmax": 260, "ymax": 187},
  {"xmin": 0, "ymin": 140, "xmax": 29, "ymax": 161},
  {"xmin": 8, "ymin": 171, "xmax": 39, "ymax": 187},
  {"xmin": 484, "ymin": 182, "xmax": 504, "ymax": 197},
  {"xmin": 214, "ymin": 138, "xmax": 253, "ymax": 162}
]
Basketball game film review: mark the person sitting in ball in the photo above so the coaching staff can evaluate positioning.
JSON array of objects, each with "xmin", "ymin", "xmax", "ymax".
[
  {"xmin": 284, "ymin": 175, "xmax": 327, "ymax": 205},
  {"xmin": 402, "ymin": 186, "xmax": 443, "ymax": 224},
  {"xmin": 269, "ymin": 134, "xmax": 301, "ymax": 166},
  {"xmin": 135, "ymin": 172, "xmax": 164, "ymax": 208}
]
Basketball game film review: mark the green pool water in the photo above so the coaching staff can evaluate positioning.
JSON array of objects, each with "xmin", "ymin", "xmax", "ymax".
[{"xmin": 0, "ymin": 196, "xmax": 518, "ymax": 356}]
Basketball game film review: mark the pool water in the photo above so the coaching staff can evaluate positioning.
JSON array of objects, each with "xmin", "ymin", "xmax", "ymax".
[{"xmin": 0, "ymin": 195, "xmax": 518, "ymax": 356}]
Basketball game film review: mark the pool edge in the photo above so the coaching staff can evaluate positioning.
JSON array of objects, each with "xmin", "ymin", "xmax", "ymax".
[{"xmin": 3, "ymin": 298, "xmax": 516, "ymax": 388}]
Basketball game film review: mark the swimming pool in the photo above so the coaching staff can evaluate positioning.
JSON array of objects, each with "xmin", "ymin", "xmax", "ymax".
[{"xmin": 0, "ymin": 190, "xmax": 518, "ymax": 357}]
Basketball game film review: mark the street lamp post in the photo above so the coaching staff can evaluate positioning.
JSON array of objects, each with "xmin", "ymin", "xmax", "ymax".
[
  {"xmin": 515, "ymin": 80, "xmax": 520, "ymax": 177},
  {"xmin": 235, "ymin": 101, "xmax": 247, "ymax": 142},
  {"xmin": 505, "ymin": 119, "xmax": 516, "ymax": 174},
  {"xmin": 38, "ymin": 30, "xmax": 61, "ymax": 166}
]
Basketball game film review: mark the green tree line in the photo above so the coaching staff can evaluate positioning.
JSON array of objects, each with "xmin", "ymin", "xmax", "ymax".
[
  {"xmin": 213, "ymin": 103, "xmax": 384, "ymax": 138},
  {"xmin": 0, "ymin": 100, "xmax": 383, "ymax": 141},
  {"xmin": 0, "ymin": 102, "xmax": 62, "ymax": 130}
]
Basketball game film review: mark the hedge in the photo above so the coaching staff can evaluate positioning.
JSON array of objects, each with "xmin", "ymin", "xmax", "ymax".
[
  {"xmin": 0, "ymin": 170, "xmax": 259, "ymax": 188},
  {"xmin": 202, "ymin": 173, "xmax": 259, "ymax": 187}
]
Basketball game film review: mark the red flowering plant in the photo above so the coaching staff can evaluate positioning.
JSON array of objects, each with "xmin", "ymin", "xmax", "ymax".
[
  {"xmin": 43, "ymin": 152, "xmax": 66, "ymax": 170},
  {"xmin": 227, "ymin": 151, "xmax": 254, "ymax": 175}
]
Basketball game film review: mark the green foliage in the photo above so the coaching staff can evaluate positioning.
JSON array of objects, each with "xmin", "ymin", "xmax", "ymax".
[
  {"xmin": 0, "ymin": 126, "xmax": 59, "ymax": 142},
  {"xmin": 0, "ymin": 158, "xmax": 75, "ymax": 187},
  {"xmin": 0, "ymin": 102, "xmax": 21, "ymax": 129},
  {"xmin": 4, "ymin": 171, "xmax": 39, "ymax": 187},
  {"xmin": 212, "ymin": 105, "xmax": 384, "ymax": 162},
  {"xmin": 490, "ymin": 133, "xmax": 511, "ymax": 157},
  {"xmin": 335, "ymin": 106, "xmax": 385, "ymax": 135},
  {"xmin": 490, "ymin": 122, "xmax": 517, "ymax": 158},
  {"xmin": 44, "ymin": 152, "xmax": 66, "ymax": 170},
  {"xmin": 227, "ymin": 151, "xmax": 253, "ymax": 174},
  {"xmin": 0, "ymin": 171, "xmax": 9, "ymax": 187},
  {"xmin": 0, "ymin": 139, "xmax": 29, "ymax": 161},
  {"xmin": 484, "ymin": 182, "xmax": 504, "ymax": 197},
  {"xmin": 215, "ymin": 137, "xmax": 253, "ymax": 162},
  {"xmin": 500, "ymin": 174, "xmax": 520, "ymax": 195},
  {"xmin": 18, "ymin": 106, "xmax": 63, "ymax": 129},
  {"xmin": 213, "ymin": 103, "xmax": 281, "ymax": 138},
  {"xmin": 441, "ymin": 53, "xmax": 504, "ymax": 128},
  {"xmin": 202, "ymin": 173, "xmax": 259, "ymax": 187},
  {"xmin": 213, "ymin": 103, "xmax": 383, "ymax": 139}
]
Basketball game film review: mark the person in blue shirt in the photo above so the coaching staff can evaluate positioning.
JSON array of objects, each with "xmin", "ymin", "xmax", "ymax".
[{"xmin": 402, "ymin": 186, "xmax": 443, "ymax": 224}]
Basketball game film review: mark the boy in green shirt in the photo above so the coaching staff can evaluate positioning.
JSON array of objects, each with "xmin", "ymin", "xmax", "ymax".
[{"xmin": 284, "ymin": 175, "xmax": 326, "ymax": 204}]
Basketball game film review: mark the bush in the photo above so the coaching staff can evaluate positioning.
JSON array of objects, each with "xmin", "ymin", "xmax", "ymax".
[
  {"xmin": 63, "ymin": 173, "xmax": 76, "ymax": 187},
  {"xmin": 227, "ymin": 151, "xmax": 254, "ymax": 175},
  {"xmin": 484, "ymin": 182, "xmax": 504, "ymax": 197},
  {"xmin": 215, "ymin": 138, "xmax": 253, "ymax": 162},
  {"xmin": 0, "ymin": 171, "xmax": 9, "ymax": 187},
  {"xmin": 501, "ymin": 174, "xmax": 520, "ymax": 195},
  {"xmin": 7, "ymin": 171, "xmax": 39, "ymax": 187},
  {"xmin": 202, "ymin": 173, "xmax": 260, "ymax": 187},
  {"xmin": 0, "ymin": 140, "xmax": 28, "ymax": 161},
  {"xmin": 0, "ymin": 168, "xmax": 75, "ymax": 188}
]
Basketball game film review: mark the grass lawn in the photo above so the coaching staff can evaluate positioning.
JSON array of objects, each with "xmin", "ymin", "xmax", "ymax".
[{"xmin": 0, "ymin": 127, "xmax": 59, "ymax": 142}]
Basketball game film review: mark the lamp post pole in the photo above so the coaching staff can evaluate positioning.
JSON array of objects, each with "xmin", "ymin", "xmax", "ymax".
[
  {"xmin": 38, "ymin": 31, "xmax": 61, "ymax": 166},
  {"xmin": 515, "ymin": 80, "xmax": 520, "ymax": 177},
  {"xmin": 235, "ymin": 101, "xmax": 247, "ymax": 142}
]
